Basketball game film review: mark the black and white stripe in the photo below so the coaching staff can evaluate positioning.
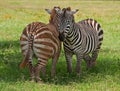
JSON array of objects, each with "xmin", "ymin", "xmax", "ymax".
[{"xmin": 57, "ymin": 7, "xmax": 104, "ymax": 75}]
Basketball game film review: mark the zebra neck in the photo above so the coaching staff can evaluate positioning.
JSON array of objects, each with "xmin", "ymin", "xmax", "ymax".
[{"xmin": 66, "ymin": 23, "xmax": 79, "ymax": 42}]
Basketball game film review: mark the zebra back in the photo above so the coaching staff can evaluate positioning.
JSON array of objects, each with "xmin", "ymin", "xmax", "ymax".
[{"xmin": 78, "ymin": 18, "xmax": 103, "ymax": 49}]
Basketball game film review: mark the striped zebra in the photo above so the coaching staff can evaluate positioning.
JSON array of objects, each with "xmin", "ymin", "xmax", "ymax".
[
  {"xmin": 55, "ymin": 7, "xmax": 103, "ymax": 75},
  {"xmin": 20, "ymin": 7, "xmax": 61, "ymax": 82}
]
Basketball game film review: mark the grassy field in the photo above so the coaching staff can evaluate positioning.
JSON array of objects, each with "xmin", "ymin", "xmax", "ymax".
[{"xmin": 0, "ymin": 0, "xmax": 120, "ymax": 91}]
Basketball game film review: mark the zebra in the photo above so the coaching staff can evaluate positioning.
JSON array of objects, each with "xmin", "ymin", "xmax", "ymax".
[
  {"xmin": 55, "ymin": 7, "xmax": 104, "ymax": 76},
  {"xmin": 19, "ymin": 7, "xmax": 61, "ymax": 82}
]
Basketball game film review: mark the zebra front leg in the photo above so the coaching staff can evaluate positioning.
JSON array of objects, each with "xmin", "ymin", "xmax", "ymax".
[
  {"xmin": 51, "ymin": 57, "xmax": 58, "ymax": 78},
  {"xmin": 91, "ymin": 50, "xmax": 99, "ymax": 67},
  {"xmin": 76, "ymin": 53, "xmax": 83, "ymax": 76},
  {"xmin": 83, "ymin": 54, "xmax": 92, "ymax": 69},
  {"xmin": 51, "ymin": 51, "xmax": 60, "ymax": 78},
  {"xmin": 51, "ymin": 42, "xmax": 61, "ymax": 78},
  {"xmin": 64, "ymin": 48, "xmax": 73, "ymax": 73}
]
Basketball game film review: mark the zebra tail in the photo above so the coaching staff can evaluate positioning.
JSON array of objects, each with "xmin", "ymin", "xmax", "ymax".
[
  {"xmin": 20, "ymin": 34, "xmax": 34, "ymax": 69},
  {"xmin": 19, "ymin": 59, "xmax": 27, "ymax": 69},
  {"xmin": 19, "ymin": 52, "xmax": 30, "ymax": 69}
]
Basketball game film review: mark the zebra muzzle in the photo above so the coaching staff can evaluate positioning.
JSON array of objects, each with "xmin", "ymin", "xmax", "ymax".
[{"xmin": 58, "ymin": 32, "xmax": 65, "ymax": 41}]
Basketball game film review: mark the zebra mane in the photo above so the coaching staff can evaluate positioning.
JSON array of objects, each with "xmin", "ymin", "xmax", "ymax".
[
  {"xmin": 66, "ymin": 7, "xmax": 71, "ymax": 11},
  {"xmin": 62, "ymin": 8, "xmax": 66, "ymax": 17},
  {"xmin": 49, "ymin": 6, "xmax": 61, "ymax": 23},
  {"xmin": 62, "ymin": 7, "xmax": 71, "ymax": 17}
]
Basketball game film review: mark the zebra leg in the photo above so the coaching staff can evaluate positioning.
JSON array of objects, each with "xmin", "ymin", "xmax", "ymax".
[
  {"xmin": 27, "ymin": 50, "xmax": 35, "ymax": 82},
  {"xmin": 34, "ymin": 59, "xmax": 43, "ymax": 83},
  {"xmin": 28, "ymin": 61, "xmax": 35, "ymax": 82},
  {"xmin": 51, "ymin": 51, "xmax": 60, "ymax": 78},
  {"xmin": 34, "ymin": 65, "xmax": 42, "ymax": 83},
  {"xmin": 64, "ymin": 48, "xmax": 73, "ymax": 73},
  {"xmin": 51, "ymin": 57, "xmax": 58, "ymax": 78},
  {"xmin": 76, "ymin": 53, "xmax": 83, "ymax": 76},
  {"xmin": 41, "ymin": 67, "xmax": 46, "ymax": 77},
  {"xmin": 91, "ymin": 50, "xmax": 99, "ymax": 67},
  {"xmin": 83, "ymin": 54, "xmax": 91, "ymax": 69},
  {"xmin": 34, "ymin": 66, "xmax": 41, "ymax": 83},
  {"xmin": 51, "ymin": 43, "xmax": 61, "ymax": 78}
]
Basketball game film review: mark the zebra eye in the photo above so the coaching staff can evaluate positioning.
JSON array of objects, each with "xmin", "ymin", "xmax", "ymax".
[{"xmin": 67, "ymin": 20, "xmax": 70, "ymax": 23}]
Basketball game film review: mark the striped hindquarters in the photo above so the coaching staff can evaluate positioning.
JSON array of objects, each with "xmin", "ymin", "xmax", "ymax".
[
  {"xmin": 20, "ymin": 22, "xmax": 46, "ymax": 68},
  {"xmin": 20, "ymin": 22, "xmax": 60, "ymax": 68},
  {"xmin": 20, "ymin": 22, "xmax": 45, "ymax": 56},
  {"xmin": 33, "ymin": 26, "xmax": 60, "ymax": 67},
  {"xmin": 80, "ymin": 18, "xmax": 104, "ymax": 49}
]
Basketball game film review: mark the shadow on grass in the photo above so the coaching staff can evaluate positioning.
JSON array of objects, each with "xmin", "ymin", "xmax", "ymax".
[
  {"xmin": 0, "ymin": 40, "xmax": 120, "ymax": 85},
  {"xmin": 0, "ymin": 40, "xmax": 20, "ymax": 49}
]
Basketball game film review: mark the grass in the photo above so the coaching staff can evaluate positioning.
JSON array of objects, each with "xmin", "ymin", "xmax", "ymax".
[{"xmin": 0, "ymin": 0, "xmax": 120, "ymax": 91}]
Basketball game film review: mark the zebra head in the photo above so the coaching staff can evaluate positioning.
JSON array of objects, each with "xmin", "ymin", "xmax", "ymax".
[
  {"xmin": 57, "ymin": 7, "xmax": 79, "ymax": 41},
  {"xmin": 45, "ymin": 6, "xmax": 62, "ymax": 31}
]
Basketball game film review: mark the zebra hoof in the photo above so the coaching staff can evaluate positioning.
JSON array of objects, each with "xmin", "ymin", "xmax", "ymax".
[
  {"xmin": 91, "ymin": 61, "xmax": 96, "ymax": 67},
  {"xmin": 51, "ymin": 74, "xmax": 55, "ymax": 78},
  {"xmin": 67, "ymin": 68, "xmax": 72, "ymax": 73},
  {"xmin": 86, "ymin": 60, "xmax": 91, "ymax": 69},
  {"xmin": 76, "ymin": 73, "xmax": 81, "ymax": 78},
  {"xmin": 36, "ymin": 77, "xmax": 43, "ymax": 83},
  {"xmin": 86, "ymin": 60, "xmax": 96, "ymax": 69},
  {"xmin": 29, "ymin": 77, "xmax": 35, "ymax": 82}
]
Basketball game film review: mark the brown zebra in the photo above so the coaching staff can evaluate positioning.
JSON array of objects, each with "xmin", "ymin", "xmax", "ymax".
[{"xmin": 19, "ymin": 7, "xmax": 61, "ymax": 82}]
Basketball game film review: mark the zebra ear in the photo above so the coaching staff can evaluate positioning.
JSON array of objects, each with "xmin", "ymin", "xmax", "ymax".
[
  {"xmin": 71, "ymin": 9, "xmax": 79, "ymax": 14},
  {"xmin": 45, "ymin": 9, "xmax": 51, "ymax": 14},
  {"xmin": 54, "ymin": 7, "xmax": 62, "ymax": 14}
]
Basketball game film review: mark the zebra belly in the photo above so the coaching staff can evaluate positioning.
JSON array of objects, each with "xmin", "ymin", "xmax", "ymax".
[{"xmin": 84, "ymin": 36, "xmax": 98, "ymax": 54}]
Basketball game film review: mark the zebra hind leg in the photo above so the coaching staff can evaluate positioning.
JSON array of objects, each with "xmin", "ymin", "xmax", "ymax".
[
  {"xmin": 34, "ymin": 58, "xmax": 47, "ymax": 83},
  {"xmin": 27, "ymin": 51, "xmax": 35, "ymax": 82},
  {"xmin": 41, "ymin": 67, "xmax": 46, "ymax": 78},
  {"xmin": 28, "ymin": 61, "xmax": 35, "ymax": 82},
  {"xmin": 34, "ymin": 65, "xmax": 43, "ymax": 83},
  {"xmin": 91, "ymin": 50, "xmax": 99, "ymax": 67},
  {"xmin": 83, "ymin": 54, "xmax": 92, "ymax": 69}
]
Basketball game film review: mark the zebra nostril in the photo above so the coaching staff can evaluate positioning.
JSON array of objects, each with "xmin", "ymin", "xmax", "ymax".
[{"xmin": 67, "ymin": 26, "xmax": 70, "ymax": 29}]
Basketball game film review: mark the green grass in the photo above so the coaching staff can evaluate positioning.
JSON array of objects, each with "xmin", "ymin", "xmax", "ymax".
[{"xmin": 0, "ymin": 0, "xmax": 120, "ymax": 91}]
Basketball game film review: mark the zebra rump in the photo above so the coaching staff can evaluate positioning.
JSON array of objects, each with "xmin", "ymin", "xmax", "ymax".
[{"xmin": 79, "ymin": 18, "xmax": 103, "ymax": 50}]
